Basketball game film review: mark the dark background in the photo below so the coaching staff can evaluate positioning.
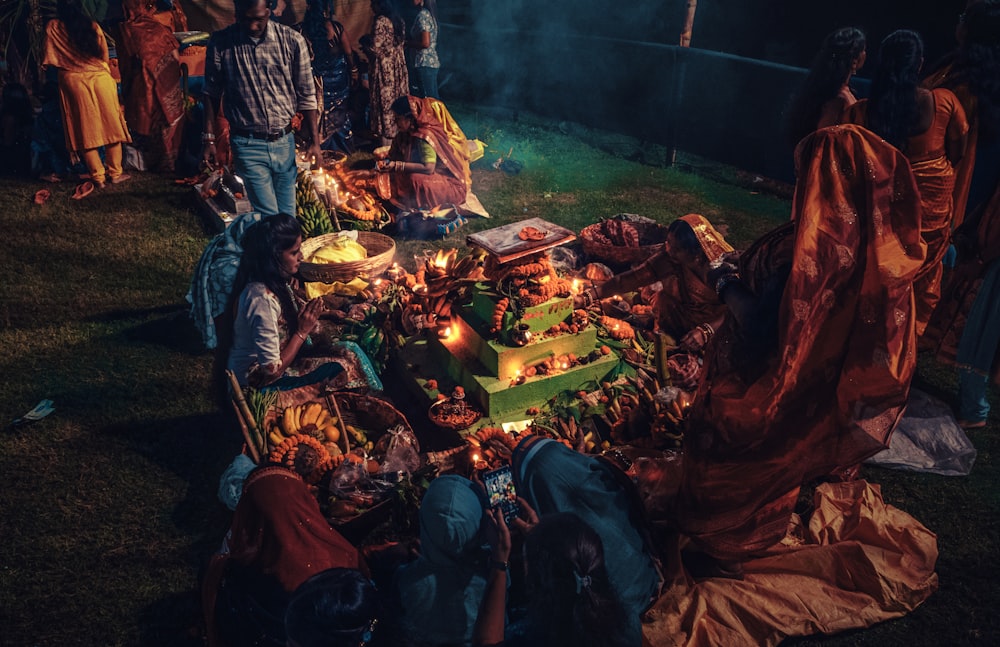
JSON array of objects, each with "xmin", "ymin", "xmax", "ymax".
[{"xmin": 440, "ymin": 0, "xmax": 968, "ymax": 76}]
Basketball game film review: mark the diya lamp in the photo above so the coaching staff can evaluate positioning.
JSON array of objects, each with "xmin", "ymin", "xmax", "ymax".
[
  {"xmin": 437, "ymin": 316, "xmax": 453, "ymax": 340},
  {"xmin": 385, "ymin": 262, "xmax": 405, "ymax": 283}
]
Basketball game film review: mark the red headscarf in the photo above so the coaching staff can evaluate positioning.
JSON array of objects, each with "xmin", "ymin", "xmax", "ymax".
[{"xmin": 227, "ymin": 466, "xmax": 362, "ymax": 592}]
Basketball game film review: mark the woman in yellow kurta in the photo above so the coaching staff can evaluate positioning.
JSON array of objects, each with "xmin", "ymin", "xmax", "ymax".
[{"xmin": 43, "ymin": 0, "xmax": 131, "ymax": 188}]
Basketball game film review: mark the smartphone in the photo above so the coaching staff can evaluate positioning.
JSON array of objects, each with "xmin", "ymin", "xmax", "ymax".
[{"xmin": 482, "ymin": 465, "xmax": 520, "ymax": 526}]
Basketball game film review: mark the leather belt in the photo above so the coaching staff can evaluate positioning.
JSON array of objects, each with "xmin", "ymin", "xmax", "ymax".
[{"xmin": 231, "ymin": 123, "xmax": 293, "ymax": 142}]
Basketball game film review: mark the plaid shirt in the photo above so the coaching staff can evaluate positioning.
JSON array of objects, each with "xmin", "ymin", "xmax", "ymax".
[{"xmin": 203, "ymin": 20, "xmax": 317, "ymax": 132}]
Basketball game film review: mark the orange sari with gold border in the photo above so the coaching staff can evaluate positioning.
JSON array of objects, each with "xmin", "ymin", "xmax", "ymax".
[{"xmin": 676, "ymin": 125, "xmax": 925, "ymax": 561}]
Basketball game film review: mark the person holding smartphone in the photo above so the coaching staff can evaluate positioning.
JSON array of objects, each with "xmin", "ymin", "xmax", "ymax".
[
  {"xmin": 509, "ymin": 436, "xmax": 661, "ymax": 646},
  {"xmin": 475, "ymin": 509, "xmax": 631, "ymax": 647},
  {"xmin": 393, "ymin": 475, "xmax": 493, "ymax": 646}
]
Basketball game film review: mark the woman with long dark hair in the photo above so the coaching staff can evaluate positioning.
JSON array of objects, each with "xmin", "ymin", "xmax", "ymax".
[
  {"xmin": 42, "ymin": 0, "xmax": 132, "ymax": 190},
  {"xmin": 475, "ymin": 510, "xmax": 633, "ymax": 647},
  {"xmin": 369, "ymin": 0, "xmax": 409, "ymax": 147},
  {"xmin": 845, "ymin": 29, "xmax": 969, "ymax": 336},
  {"xmin": 302, "ymin": 0, "xmax": 358, "ymax": 153},
  {"xmin": 785, "ymin": 27, "xmax": 866, "ymax": 148},
  {"xmin": 225, "ymin": 214, "xmax": 384, "ymax": 391}
]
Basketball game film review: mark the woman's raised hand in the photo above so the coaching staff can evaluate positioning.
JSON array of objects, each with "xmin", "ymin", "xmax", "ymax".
[{"xmin": 298, "ymin": 297, "xmax": 324, "ymax": 335}]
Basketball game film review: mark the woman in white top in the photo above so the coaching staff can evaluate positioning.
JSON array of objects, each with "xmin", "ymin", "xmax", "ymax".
[{"xmin": 227, "ymin": 214, "xmax": 348, "ymax": 390}]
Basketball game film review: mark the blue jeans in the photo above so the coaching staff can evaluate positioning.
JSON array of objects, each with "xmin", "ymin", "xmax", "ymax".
[
  {"xmin": 958, "ymin": 368, "xmax": 990, "ymax": 423},
  {"xmin": 230, "ymin": 132, "xmax": 297, "ymax": 217},
  {"xmin": 412, "ymin": 66, "xmax": 439, "ymax": 99}
]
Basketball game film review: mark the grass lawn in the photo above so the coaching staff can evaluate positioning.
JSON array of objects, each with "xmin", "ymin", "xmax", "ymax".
[{"xmin": 0, "ymin": 106, "xmax": 997, "ymax": 646}]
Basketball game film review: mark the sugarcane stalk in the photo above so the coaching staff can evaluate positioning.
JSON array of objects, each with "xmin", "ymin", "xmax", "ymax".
[{"xmin": 226, "ymin": 370, "xmax": 262, "ymax": 463}]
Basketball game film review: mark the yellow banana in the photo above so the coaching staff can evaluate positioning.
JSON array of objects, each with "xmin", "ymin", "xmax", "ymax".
[
  {"xmin": 280, "ymin": 406, "xmax": 298, "ymax": 436},
  {"xmin": 291, "ymin": 404, "xmax": 303, "ymax": 431},
  {"xmin": 313, "ymin": 408, "xmax": 330, "ymax": 430},
  {"xmin": 300, "ymin": 402, "xmax": 322, "ymax": 428},
  {"xmin": 269, "ymin": 429, "xmax": 286, "ymax": 447}
]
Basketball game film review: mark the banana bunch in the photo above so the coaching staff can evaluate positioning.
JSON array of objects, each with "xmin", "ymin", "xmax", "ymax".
[
  {"xmin": 345, "ymin": 424, "xmax": 375, "ymax": 453},
  {"xmin": 295, "ymin": 171, "xmax": 335, "ymax": 238},
  {"xmin": 269, "ymin": 402, "xmax": 342, "ymax": 450}
]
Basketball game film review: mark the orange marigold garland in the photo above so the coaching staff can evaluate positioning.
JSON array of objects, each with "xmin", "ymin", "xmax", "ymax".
[{"xmin": 269, "ymin": 434, "xmax": 334, "ymax": 484}]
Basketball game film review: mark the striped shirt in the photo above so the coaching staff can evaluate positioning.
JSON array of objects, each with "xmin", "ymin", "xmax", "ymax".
[{"xmin": 203, "ymin": 20, "xmax": 317, "ymax": 132}]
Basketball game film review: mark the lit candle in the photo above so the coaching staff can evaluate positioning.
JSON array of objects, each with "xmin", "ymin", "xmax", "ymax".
[
  {"xmin": 438, "ymin": 325, "xmax": 452, "ymax": 340},
  {"xmin": 572, "ymin": 278, "xmax": 580, "ymax": 294}
]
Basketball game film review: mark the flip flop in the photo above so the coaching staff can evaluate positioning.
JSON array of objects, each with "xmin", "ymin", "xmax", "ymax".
[
  {"xmin": 71, "ymin": 181, "xmax": 95, "ymax": 200},
  {"xmin": 33, "ymin": 189, "xmax": 51, "ymax": 205},
  {"xmin": 39, "ymin": 173, "xmax": 63, "ymax": 183}
]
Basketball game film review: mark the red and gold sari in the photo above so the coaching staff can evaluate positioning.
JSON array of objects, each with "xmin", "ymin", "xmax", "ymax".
[
  {"xmin": 118, "ymin": 0, "xmax": 185, "ymax": 172},
  {"xmin": 655, "ymin": 214, "xmax": 733, "ymax": 338},
  {"xmin": 677, "ymin": 125, "xmax": 926, "ymax": 561},
  {"xmin": 386, "ymin": 96, "xmax": 470, "ymax": 210}
]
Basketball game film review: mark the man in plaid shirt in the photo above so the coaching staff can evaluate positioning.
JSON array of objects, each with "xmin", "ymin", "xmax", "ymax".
[{"xmin": 201, "ymin": 0, "xmax": 322, "ymax": 217}]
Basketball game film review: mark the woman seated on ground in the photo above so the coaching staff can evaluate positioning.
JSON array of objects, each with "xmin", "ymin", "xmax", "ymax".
[
  {"xmin": 675, "ymin": 124, "xmax": 925, "ymax": 576},
  {"xmin": 226, "ymin": 213, "xmax": 382, "ymax": 391},
  {"xmin": 475, "ymin": 509, "xmax": 632, "ymax": 647},
  {"xmin": 392, "ymin": 474, "xmax": 492, "ymax": 646},
  {"xmin": 785, "ymin": 26, "xmax": 866, "ymax": 148},
  {"xmin": 580, "ymin": 214, "xmax": 734, "ymax": 352},
  {"xmin": 284, "ymin": 568, "xmax": 380, "ymax": 647},
  {"xmin": 210, "ymin": 465, "xmax": 367, "ymax": 647},
  {"xmin": 375, "ymin": 95, "xmax": 471, "ymax": 210},
  {"xmin": 509, "ymin": 435, "xmax": 661, "ymax": 646}
]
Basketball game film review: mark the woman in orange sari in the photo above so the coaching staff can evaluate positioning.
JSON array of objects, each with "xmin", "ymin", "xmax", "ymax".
[
  {"xmin": 844, "ymin": 30, "xmax": 969, "ymax": 336},
  {"xmin": 118, "ymin": 0, "xmax": 185, "ymax": 173},
  {"xmin": 375, "ymin": 94, "xmax": 470, "ymax": 210},
  {"xmin": 675, "ymin": 124, "xmax": 925, "ymax": 571},
  {"xmin": 583, "ymin": 214, "xmax": 734, "ymax": 350},
  {"xmin": 43, "ymin": 0, "xmax": 132, "ymax": 188}
]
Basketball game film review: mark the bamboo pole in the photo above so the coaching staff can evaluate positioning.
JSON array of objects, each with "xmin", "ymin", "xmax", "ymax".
[
  {"xmin": 325, "ymin": 392, "xmax": 350, "ymax": 455},
  {"xmin": 679, "ymin": 0, "xmax": 699, "ymax": 47},
  {"xmin": 227, "ymin": 370, "xmax": 262, "ymax": 463}
]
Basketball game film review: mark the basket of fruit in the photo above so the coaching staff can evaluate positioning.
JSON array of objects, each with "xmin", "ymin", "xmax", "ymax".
[
  {"xmin": 298, "ymin": 231, "xmax": 396, "ymax": 284},
  {"xmin": 580, "ymin": 216, "xmax": 669, "ymax": 266}
]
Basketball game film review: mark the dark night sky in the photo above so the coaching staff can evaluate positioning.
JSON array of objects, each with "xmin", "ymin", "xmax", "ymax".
[{"xmin": 451, "ymin": 0, "xmax": 969, "ymax": 73}]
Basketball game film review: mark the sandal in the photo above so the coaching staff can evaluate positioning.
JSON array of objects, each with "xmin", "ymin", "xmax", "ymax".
[
  {"xmin": 71, "ymin": 181, "xmax": 95, "ymax": 200},
  {"xmin": 39, "ymin": 173, "xmax": 63, "ymax": 183},
  {"xmin": 958, "ymin": 419, "xmax": 987, "ymax": 430},
  {"xmin": 33, "ymin": 189, "xmax": 51, "ymax": 205}
]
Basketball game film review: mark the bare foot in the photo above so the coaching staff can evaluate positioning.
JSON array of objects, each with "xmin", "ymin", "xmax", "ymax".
[{"xmin": 110, "ymin": 173, "xmax": 132, "ymax": 184}]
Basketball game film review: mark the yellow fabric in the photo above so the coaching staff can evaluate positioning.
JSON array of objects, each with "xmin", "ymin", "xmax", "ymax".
[
  {"xmin": 43, "ymin": 20, "xmax": 131, "ymax": 153},
  {"xmin": 81, "ymin": 143, "xmax": 123, "ymax": 185},
  {"xmin": 643, "ymin": 480, "xmax": 938, "ymax": 646},
  {"xmin": 307, "ymin": 238, "xmax": 368, "ymax": 264},
  {"xmin": 427, "ymin": 98, "xmax": 473, "ymax": 188},
  {"xmin": 304, "ymin": 277, "xmax": 369, "ymax": 299}
]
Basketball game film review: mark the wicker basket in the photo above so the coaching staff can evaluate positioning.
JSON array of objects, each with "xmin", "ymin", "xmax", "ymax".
[
  {"xmin": 299, "ymin": 231, "xmax": 396, "ymax": 283},
  {"xmin": 331, "ymin": 391, "xmax": 415, "ymax": 451},
  {"xmin": 580, "ymin": 220, "xmax": 669, "ymax": 266}
]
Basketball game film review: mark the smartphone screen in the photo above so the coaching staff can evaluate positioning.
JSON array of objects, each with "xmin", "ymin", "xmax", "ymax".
[{"xmin": 482, "ymin": 465, "xmax": 520, "ymax": 526}]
